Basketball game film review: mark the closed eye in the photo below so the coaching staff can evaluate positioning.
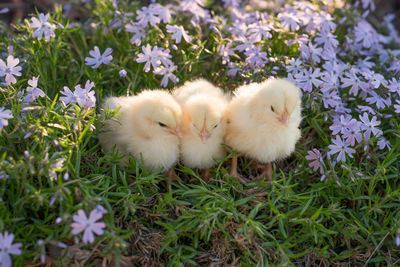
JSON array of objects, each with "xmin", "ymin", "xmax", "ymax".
[
  {"xmin": 270, "ymin": 106, "xmax": 275, "ymax": 112},
  {"xmin": 213, "ymin": 124, "xmax": 218, "ymax": 129},
  {"xmin": 158, "ymin": 122, "xmax": 167, "ymax": 127}
]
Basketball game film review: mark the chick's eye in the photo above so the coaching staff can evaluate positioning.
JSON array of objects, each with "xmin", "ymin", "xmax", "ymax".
[
  {"xmin": 158, "ymin": 122, "xmax": 167, "ymax": 127},
  {"xmin": 270, "ymin": 106, "xmax": 275, "ymax": 112},
  {"xmin": 213, "ymin": 124, "xmax": 218, "ymax": 129}
]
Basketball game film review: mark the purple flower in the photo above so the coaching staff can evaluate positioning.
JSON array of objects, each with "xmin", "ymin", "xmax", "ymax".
[
  {"xmin": 0, "ymin": 231, "xmax": 22, "ymax": 267},
  {"xmin": 394, "ymin": 100, "xmax": 400, "ymax": 113},
  {"xmin": 330, "ymin": 115, "xmax": 353, "ymax": 135},
  {"xmin": 136, "ymin": 44, "xmax": 162, "ymax": 72},
  {"xmin": 299, "ymin": 42, "xmax": 322, "ymax": 64},
  {"xmin": 29, "ymin": 13, "xmax": 56, "ymax": 41},
  {"xmin": 136, "ymin": 5, "xmax": 161, "ymax": 27},
  {"xmin": 247, "ymin": 23, "xmax": 272, "ymax": 42},
  {"xmin": 305, "ymin": 148, "xmax": 324, "ymax": 174},
  {"xmin": 125, "ymin": 22, "xmax": 145, "ymax": 46},
  {"xmin": 387, "ymin": 77, "xmax": 400, "ymax": 95},
  {"xmin": 396, "ymin": 235, "xmax": 400, "ymax": 246},
  {"xmin": 0, "ymin": 8, "xmax": 9, "ymax": 14},
  {"xmin": 314, "ymin": 30, "xmax": 338, "ymax": 51},
  {"xmin": 354, "ymin": 20, "xmax": 378, "ymax": 49},
  {"xmin": 342, "ymin": 68, "xmax": 363, "ymax": 96},
  {"xmin": 294, "ymin": 67, "xmax": 322, "ymax": 92},
  {"xmin": 153, "ymin": 65, "xmax": 179, "ymax": 87},
  {"xmin": 245, "ymin": 45, "xmax": 267, "ymax": 68},
  {"xmin": 278, "ymin": 12, "xmax": 300, "ymax": 31},
  {"xmin": 119, "ymin": 69, "xmax": 127, "ymax": 77},
  {"xmin": 24, "ymin": 76, "xmax": 45, "ymax": 103},
  {"xmin": 217, "ymin": 43, "xmax": 235, "ymax": 65},
  {"xmin": 359, "ymin": 113, "xmax": 382, "ymax": 140},
  {"xmin": 153, "ymin": 4, "xmax": 172, "ymax": 23},
  {"xmin": 60, "ymin": 80, "xmax": 96, "ymax": 109},
  {"xmin": 0, "ymin": 107, "xmax": 13, "ymax": 130},
  {"xmin": 377, "ymin": 138, "xmax": 391, "ymax": 151},
  {"xmin": 71, "ymin": 209, "xmax": 106, "ymax": 244},
  {"xmin": 365, "ymin": 91, "xmax": 388, "ymax": 110},
  {"xmin": 328, "ymin": 135, "xmax": 355, "ymax": 162},
  {"xmin": 342, "ymin": 120, "xmax": 363, "ymax": 146},
  {"xmin": 85, "ymin": 46, "xmax": 113, "ymax": 69},
  {"xmin": 167, "ymin": 25, "xmax": 192, "ymax": 44},
  {"xmin": 0, "ymin": 55, "xmax": 22, "ymax": 85},
  {"xmin": 321, "ymin": 90, "xmax": 341, "ymax": 109}
]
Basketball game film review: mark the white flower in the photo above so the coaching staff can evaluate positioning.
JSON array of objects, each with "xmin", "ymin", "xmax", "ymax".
[
  {"xmin": 85, "ymin": 46, "xmax": 113, "ymax": 69},
  {"xmin": 29, "ymin": 13, "xmax": 56, "ymax": 40},
  {"xmin": 0, "ymin": 55, "xmax": 22, "ymax": 85},
  {"xmin": 166, "ymin": 25, "xmax": 192, "ymax": 44}
]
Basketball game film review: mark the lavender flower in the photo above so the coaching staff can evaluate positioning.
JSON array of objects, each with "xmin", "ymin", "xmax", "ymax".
[
  {"xmin": 85, "ymin": 46, "xmax": 113, "ymax": 69},
  {"xmin": 136, "ymin": 5, "xmax": 161, "ymax": 27},
  {"xmin": 359, "ymin": 113, "xmax": 382, "ymax": 140},
  {"xmin": 166, "ymin": 25, "xmax": 192, "ymax": 44},
  {"xmin": 24, "ymin": 76, "xmax": 45, "ymax": 103},
  {"xmin": 153, "ymin": 65, "xmax": 179, "ymax": 87},
  {"xmin": 125, "ymin": 22, "xmax": 145, "ymax": 46},
  {"xmin": 305, "ymin": 149, "xmax": 325, "ymax": 174},
  {"xmin": 278, "ymin": 12, "xmax": 300, "ymax": 31},
  {"xmin": 394, "ymin": 100, "xmax": 400, "ymax": 113},
  {"xmin": 119, "ymin": 69, "xmax": 127, "ymax": 77},
  {"xmin": 328, "ymin": 136, "xmax": 355, "ymax": 162},
  {"xmin": 0, "ymin": 55, "xmax": 22, "ymax": 85},
  {"xmin": 136, "ymin": 44, "xmax": 162, "ymax": 72},
  {"xmin": 396, "ymin": 235, "xmax": 400, "ymax": 246},
  {"xmin": 0, "ymin": 231, "xmax": 22, "ymax": 267},
  {"xmin": 342, "ymin": 120, "xmax": 363, "ymax": 146},
  {"xmin": 0, "ymin": 107, "xmax": 13, "ymax": 130},
  {"xmin": 377, "ymin": 138, "xmax": 391, "ymax": 151},
  {"xmin": 71, "ymin": 209, "xmax": 106, "ymax": 244},
  {"xmin": 29, "ymin": 13, "xmax": 56, "ymax": 41},
  {"xmin": 60, "ymin": 80, "xmax": 96, "ymax": 109}
]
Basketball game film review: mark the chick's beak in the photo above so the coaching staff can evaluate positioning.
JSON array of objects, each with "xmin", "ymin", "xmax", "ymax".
[
  {"xmin": 279, "ymin": 111, "xmax": 289, "ymax": 126},
  {"xmin": 169, "ymin": 126, "xmax": 183, "ymax": 138},
  {"xmin": 199, "ymin": 128, "xmax": 210, "ymax": 144}
]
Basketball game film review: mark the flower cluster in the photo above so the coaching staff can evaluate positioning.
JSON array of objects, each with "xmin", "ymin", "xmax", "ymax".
[{"xmin": 60, "ymin": 80, "xmax": 96, "ymax": 109}]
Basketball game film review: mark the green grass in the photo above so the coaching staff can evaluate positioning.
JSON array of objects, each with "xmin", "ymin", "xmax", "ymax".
[{"xmin": 0, "ymin": 1, "xmax": 400, "ymax": 266}]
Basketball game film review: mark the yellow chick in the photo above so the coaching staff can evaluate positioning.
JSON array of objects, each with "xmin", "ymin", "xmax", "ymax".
[
  {"xmin": 173, "ymin": 79, "xmax": 228, "ymax": 180},
  {"xmin": 99, "ymin": 90, "xmax": 182, "ymax": 175},
  {"xmin": 224, "ymin": 78, "xmax": 302, "ymax": 181}
]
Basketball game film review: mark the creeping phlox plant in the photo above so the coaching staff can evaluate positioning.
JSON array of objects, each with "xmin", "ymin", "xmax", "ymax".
[{"xmin": 0, "ymin": 0, "xmax": 399, "ymax": 265}]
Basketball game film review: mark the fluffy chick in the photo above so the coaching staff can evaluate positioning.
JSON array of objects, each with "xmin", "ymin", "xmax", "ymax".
[
  {"xmin": 99, "ymin": 90, "xmax": 182, "ymax": 173},
  {"xmin": 224, "ymin": 78, "xmax": 302, "ymax": 180},
  {"xmin": 173, "ymin": 79, "xmax": 228, "ymax": 179}
]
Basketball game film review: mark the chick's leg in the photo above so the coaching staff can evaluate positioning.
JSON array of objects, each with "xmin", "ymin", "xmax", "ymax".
[
  {"xmin": 163, "ymin": 168, "xmax": 180, "ymax": 182},
  {"xmin": 228, "ymin": 156, "xmax": 250, "ymax": 184},
  {"xmin": 200, "ymin": 168, "xmax": 212, "ymax": 182},
  {"xmin": 256, "ymin": 162, "xmax": 272, "ymax": 180}
]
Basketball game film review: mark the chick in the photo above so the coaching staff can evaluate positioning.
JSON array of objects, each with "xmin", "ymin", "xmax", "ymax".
[
  {"xmin": 99, "ymin": 90, "xmax": 182, "ymax": 177},
  {"xmin": 173, "ymin": 79, "xmax": 228, "ymax": 180},
  {"xmin": 224, "ymin": 78, "xmax": 302, "ymax": 181}
]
